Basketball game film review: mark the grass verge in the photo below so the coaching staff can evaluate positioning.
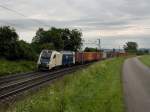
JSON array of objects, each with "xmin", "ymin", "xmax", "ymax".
[
  {"xmin": 9, "ymin": 58, "xmax": 125, "ymax": 112},
  {"xmin": 0, "ymin": 59, "xmax": 36, "ymax": 76},
  {"xmin": 139, "ymin": 55, "xmax": 150, "ymax": 67}
]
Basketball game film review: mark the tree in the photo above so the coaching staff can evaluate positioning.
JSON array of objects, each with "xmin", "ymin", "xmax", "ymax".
[
  {"xmin": 0, "ymin": 26, "xmax": 37, "ymax": 60},
  {"xmin": 0, "ymin": 26, "xmax": 19, "ymax": 59},
  {"xmin": 84, "ymin": 47, "xmax": 98, "ymax": 52},
  {"xmin": 17, "ymin": 40, "xmax": 37, "ymax": 60},
  {"xmin": 49, "ymin": 27, "xmax": 64, "ymax": 50},
  {"xmin": 32, "ymin": 27, "xmax": 64, "ymax": 51},
  {"xmin": 40, "ymin": 43, "xmax": 55, "ymax": 51},
  {"xmin": 32, "ymin": 28, "xmax": 44, "ymax": 43},
  {"xmin": 62, "ymin": 29, "xmax": 82, "ymax": 51},
  {"xmin": 124, "ymin": 42, "xmax": 138, "ymax": 53},
  {"xmin": 32, "ymin": 27, "xmax": 82, "ymax": 51}
]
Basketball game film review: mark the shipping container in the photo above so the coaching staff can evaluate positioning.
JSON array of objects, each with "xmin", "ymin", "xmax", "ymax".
[
  {"xmin": 83, "ymin": 52, "xmax": 94, "ymax": 62},
  {"xmin": 75, "ymin": 52, "xmax": 102, "ymax": 64},
  {"xmin": 75, "ymin": 52, "xmax": 84, "ymax": 64},
  {"xmin": 102, "ymin": 52, "xmax": 107, "ymax": 59},
  {"xmin": 96, "ymin": 52, "xmax": 102, "ymax": 60}
]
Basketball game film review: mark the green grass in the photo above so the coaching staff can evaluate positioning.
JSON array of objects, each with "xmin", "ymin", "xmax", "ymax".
[
  {"xmin": 139, "ymin": 55, "xmax": 150, "ymax": 67},
  {"xmin": 10, "ymin": 58, "xmax": 125, "ymax": 112},
  {"xmin": 0, "ymin": 59, "xmax": 36, "ymax": 76}
]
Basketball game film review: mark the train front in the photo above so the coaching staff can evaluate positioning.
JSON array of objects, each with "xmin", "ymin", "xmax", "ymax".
[{"xmin": 37, "ymin": 50, "xmax": 52, "ymax": 70}]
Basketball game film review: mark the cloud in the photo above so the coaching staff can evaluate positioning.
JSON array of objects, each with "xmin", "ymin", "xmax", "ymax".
[{"xmin": 0, "ymin": 0, "xmax": 150, "ymax": 48}]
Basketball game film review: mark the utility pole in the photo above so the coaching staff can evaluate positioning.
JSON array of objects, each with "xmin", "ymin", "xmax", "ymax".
[
  {"xmin": 97, "ymin": 38, "xmax": 101, "ymax": 51},
  {"xmin": 119, "ymin": 45, "xmax": 120, "ymax": 52}
]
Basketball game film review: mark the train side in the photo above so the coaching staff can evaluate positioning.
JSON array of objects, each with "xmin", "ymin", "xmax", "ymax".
[
  {"xmin": 37, "ymin": 50, "xmax": 127, "ymax": 70},
  {"xmin": 75, "ymin": 52, "xmax": 102, "ymax": 64},
  {"xmin": 61, "ymin": 51, "xmax": 75, "ymax": 65}
]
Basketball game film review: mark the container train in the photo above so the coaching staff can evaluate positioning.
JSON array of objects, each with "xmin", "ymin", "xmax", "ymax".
[
  {"xmin": 37, "ymin": 50, "xmax": 127, "ymax": 70},
  {"xmin": 37, "ymin": 50, "xmax": 102, "ymax": 70}
]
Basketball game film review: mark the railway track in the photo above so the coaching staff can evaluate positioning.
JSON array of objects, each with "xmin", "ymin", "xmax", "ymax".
[{"xmin": 0, "ymin": 63, "xmax": 91, "ymax": 102}]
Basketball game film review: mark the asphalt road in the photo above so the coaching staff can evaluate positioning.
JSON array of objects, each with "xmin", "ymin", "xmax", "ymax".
[{"xmin": 123, "ymin": 57, "xmax": 150, "ymax": 112}]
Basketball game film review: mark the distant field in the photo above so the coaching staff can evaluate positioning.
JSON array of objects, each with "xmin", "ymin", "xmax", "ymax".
[
  {"xmin": 10, "ymin": 58, "xmax": 125, "ymax": 112},
  {"xmin": 139, "ymin": 55, "xmax": 150, "ymax": 67},
  {"xmin": 0, "ymin": 60, "xmax": 36, "ymax": 76}
]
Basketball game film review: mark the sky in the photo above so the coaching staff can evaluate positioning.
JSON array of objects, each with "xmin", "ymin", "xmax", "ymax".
[{"xmin": 0, "ymin": 0, "xmax": 150, "ymax": 49}]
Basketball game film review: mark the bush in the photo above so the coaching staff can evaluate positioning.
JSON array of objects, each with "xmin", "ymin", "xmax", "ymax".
[
  {"xmin": 0, "ymin": 59, "xmax": 36, "ymax": 76},
  {"xmin": 0, "ymin": 26, "xmax": 37, "ymax": 60},
  {"xmin": 136, "ymin": 50, "xmax": 149, "ymax": 56},
  {"xmin": 17, "ymin": 40, "xmax": 37, "ymax": 60},
  {"xmin": 0, "ymin": 26, "xmax": 19, "ymax": 60}
]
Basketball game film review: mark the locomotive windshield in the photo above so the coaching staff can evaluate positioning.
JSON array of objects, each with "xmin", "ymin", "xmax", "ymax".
[{"xmin": 40, "ymin": 50, "xmax": 52, "ymax": 63}]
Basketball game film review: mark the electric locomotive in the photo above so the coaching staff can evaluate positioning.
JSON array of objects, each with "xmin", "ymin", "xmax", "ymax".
[
  {"xmin": 37, "ymin": 50, "xmax": 62, "ymax": 70},
  {"xmin": 37, "ymin": 50, "xmax": 75, "ymax": 70}
]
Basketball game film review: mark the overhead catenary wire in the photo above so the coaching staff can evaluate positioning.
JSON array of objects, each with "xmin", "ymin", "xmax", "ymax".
[
  {"xmin": 83, "ymin": 39, "xmax": 101, "ymax": 50},
  {"xmin": 0, "ymin": 3, "xmax": 49, "ymax": 28},
  {"xmin": 0, "ymin": 4, "xmax": 27, "ymax": 17}
]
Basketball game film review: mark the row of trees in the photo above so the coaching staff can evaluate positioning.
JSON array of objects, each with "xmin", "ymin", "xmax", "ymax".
[
  {"xmin": 84, "ymin": 47, "xmax": 100, "ymax": 52},
  {"xmin": 84, "ymin": 42, "xmax": 149, "ymax": 55},
  {"xmin": 0, "ymin": 26, "xmax": 82, "ymax": 60},
  {"xmin": 124, "ymin": 42, "xmax": 138, "ymax": 53},
  {"xmin": 32, "ymin": 27, "xmax": 82, "ymax": 53},
  {"xmin": 84, "ymin": 42, "xmax": 139, "ymax": 53},
  {"xmin": 124, "ymin": 42, "xmax": 149, "ymax": 55},
  {"xmin": 0, "ymin": 26, "xmax": 36, "ymax": 60}
]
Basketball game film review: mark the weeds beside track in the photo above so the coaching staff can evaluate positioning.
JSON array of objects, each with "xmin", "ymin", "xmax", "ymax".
[
  {"xmin": 12, "ymin": 58, "xmax": 125, "ymax": 112},
  {"xmin": 0, "ymin": 63, "xmax": 91, "ymax": 102}
]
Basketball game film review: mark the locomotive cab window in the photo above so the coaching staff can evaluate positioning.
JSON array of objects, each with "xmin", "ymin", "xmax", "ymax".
[
  {"xmin": 41, "ymin": 51, "xmax": 51, "ymax": 59},
  {"xmin": 40, "ymin": 50, "xmax": 51, "ymax": 63}
]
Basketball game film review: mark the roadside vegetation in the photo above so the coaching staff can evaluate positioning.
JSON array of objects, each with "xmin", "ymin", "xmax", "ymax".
[
  {"xmin": 8, "ymin": 58, "xmax": 125, "ymax": 112},
  {"xmin": 139, "ymin": 55, "xmax": 150, "ymax": 67},
  {"xmin": 0, "ymin": 60, "xmax": 36, "ymax": 76}
]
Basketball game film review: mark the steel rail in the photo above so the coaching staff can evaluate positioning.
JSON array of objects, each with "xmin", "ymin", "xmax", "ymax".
[{"xmin": 0, "ymin": 63, "xmax": 90, "ymax": 101}]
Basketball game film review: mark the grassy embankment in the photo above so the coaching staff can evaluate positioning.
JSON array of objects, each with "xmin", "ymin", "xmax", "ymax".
[
  {"xmin": 8, "ymin": 58, "xmax": 125, "ymax": 112},
  {"xmin": 139, "ymin": 55, "xmax": 150, "ymax": 67},
  {"xmin": 0, "ymin": 60, "xmax": 36, "ymax": 76}
]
